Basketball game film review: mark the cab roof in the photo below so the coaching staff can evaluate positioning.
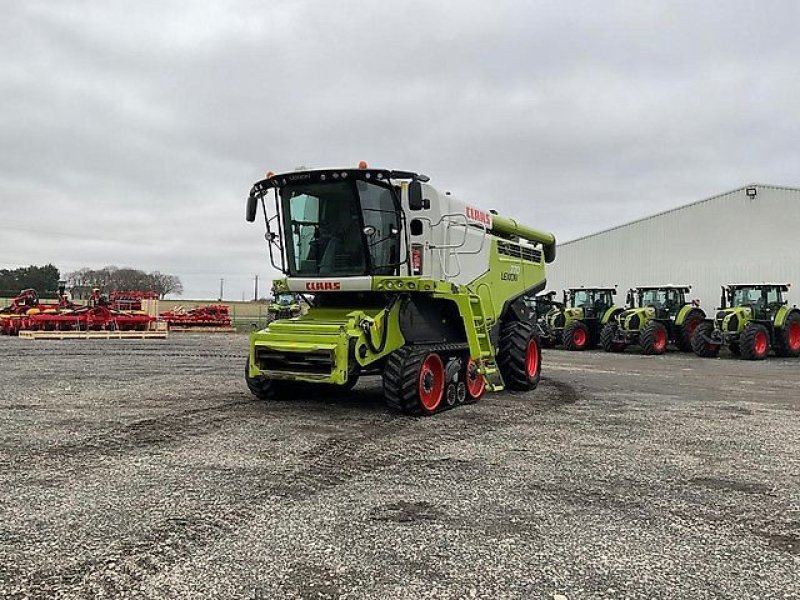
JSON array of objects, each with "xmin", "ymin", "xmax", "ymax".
[
  {"xmin": 725, "ymin": 283, "xmax": 790, "ymax": 291},
  {"xmin": 632, "ymin": 285, "xmax": 691, "ymax": 292},
  {"xmin": 251, "ymin": 168, "xmax": 429, "ymax": 194}
]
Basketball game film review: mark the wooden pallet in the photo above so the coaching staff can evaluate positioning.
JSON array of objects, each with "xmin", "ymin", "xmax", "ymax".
[{"xmin": 19, "ymin": 328, "xmax": 168, "ymax": 340}]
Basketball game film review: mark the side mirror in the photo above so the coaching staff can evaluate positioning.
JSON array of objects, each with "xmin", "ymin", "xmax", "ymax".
[
  {"xmin": 246, "ymin": 194, "xmax": 258, "ymax": 222},
  {"xmin": 408, "ymin": 181, "xmax": 430, "ymax": 211}
]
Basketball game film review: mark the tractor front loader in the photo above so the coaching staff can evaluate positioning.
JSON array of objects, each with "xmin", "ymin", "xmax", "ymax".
[
  {"xmin": 600, "ymin": 286, "xmax": 705, "ymax": 355},
  {"xmin": 244, "ymin": 164, "xmax": 557, "ymax": 415},
  {"xmin": 546, "ymin": 287, "xmax": 624, "ymax": 350},
  {"xmin": 525, "ymin": 291, "xmax": 562, "ymax": 348},
  {"xmin": 692, "ymin": 284, "xmax": 800, "ymax": 360}
]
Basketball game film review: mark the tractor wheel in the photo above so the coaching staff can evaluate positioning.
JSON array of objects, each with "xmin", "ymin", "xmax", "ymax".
[
  {"xmin": 463, "ymin": 357, "xmax": 486, "ymax": 404},
  {"xmin": 641, "ymin": 321, "xmax": 668, "ymax": 355},
  {"xmin": 383, "ymin": 347, "xmax": 446, "ymax": 416},
  {"xmin": 775, "ymin": 312, "xmax": 800, "ymax": 357},
  {"xmin": 691, "ymin": 322, "xmax": 721, "ymax": 358},
  {"xmin": 740, "ymin": 323, "xmax": 770, "ymax": 360},
  {"xmin": 244, "ymin": 359, "xmax": 278, "ymax": 400},
  {"xmin": 729, "ymin": 342, "xmax": 741, "ymax": 356},
  {"xmin": 562, "ymin": 321, "xmax": 590, "ymax": 351},
  {"xmin": 497, "ymin": 321, "xmax": 542, "ymax": 391},
  {"xmin": 600, "ymin": 322, "xmax": 626, "ymax": 353},
  {"xmin": 677, "ymin": 310, "xmax": 704, "ymax": 352}
]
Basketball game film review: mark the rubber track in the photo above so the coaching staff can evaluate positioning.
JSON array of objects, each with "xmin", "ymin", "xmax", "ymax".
[{"xmin": 383, "ymin": 343, "xmax": 468, "ymax": 416}]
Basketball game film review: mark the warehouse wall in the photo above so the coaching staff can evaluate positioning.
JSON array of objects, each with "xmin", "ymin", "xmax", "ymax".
[{"xmin": 546, "ymin": 185, "xmax": 800, "ymax": 311}]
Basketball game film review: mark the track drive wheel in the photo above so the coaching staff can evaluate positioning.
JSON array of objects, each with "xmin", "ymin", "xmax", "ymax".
[
  {"xmin": 497, "ymin": 321, "xmax": 542, "ymax": 391},
  {"xmin": 775, "ymin": 312, "xmax": 800, "ymax": 357},
  {"xmin": 383, "ymin": 347, "xmax": 446, "ymax": 416},
  {"xmin": 244, "ymin": 359, "xmax": 278, "ymax": 400},
  {"xmin": 641, "ymin": 321, "xmax": 668, "ymax": 355},
  {"xmin": 740, "ymin": 323, "xmax": 770, "ymax": 360},
  {"xmin": 691, "ymin": 322, "xmax": 721, "ymax": 358},
  {"xmin": 463, "ymin": 357, "xmax": 486, "ymax": 404},
  {"xmin": 562, "ymin": 321, "xmax": 590, "ymax": 351},
  {"xmin": 678, "ymin": 310, "xmax": 704, "ymax": 352},
  {"xmin": 600, "ymin": 322, "xmax": 626, "ymax": 353}
]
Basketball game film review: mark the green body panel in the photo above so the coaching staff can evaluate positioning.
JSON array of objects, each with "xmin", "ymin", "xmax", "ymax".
[
  {"xmin": 775, "ymin": 305, "xmax": 791, "ymax": 328},
  {"xmin": 601, "ymin": 306, "xmax": 623, "ymax": 325},
  {"xmin": 250, "ymin": 303, "xmax": 406, "ymax": 385},
  {"xmin": 618, "ymin": 306, "xmax": 656, "ymax": 332},
  {"xmin": 674, "ymin": 304, "xmax": 695, "ymax": 326},
  {"xmin": 716, "ymin": 306, "xmax": 752, "ymax": 335}
]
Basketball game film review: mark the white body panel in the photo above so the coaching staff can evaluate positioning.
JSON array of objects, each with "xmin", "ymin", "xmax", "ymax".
[{"xmin": 547, "ymin": 184, "xmax": 800, "ymax": 310}]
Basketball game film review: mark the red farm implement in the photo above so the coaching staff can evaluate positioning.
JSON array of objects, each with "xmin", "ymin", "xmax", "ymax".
[
  {"xmin": 160, "ymin": 304, "xmax": 232, "ymax": 329},
  {"xmin": 1, "ymin": 288, "xmax": 155, "ymax": 336}
]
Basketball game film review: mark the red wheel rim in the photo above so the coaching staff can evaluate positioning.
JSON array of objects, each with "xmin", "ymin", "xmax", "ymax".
[
  {"xmin": 573, "ymin": 328, "xmax": 587, "ymax": 347},
  {"xmin": 418, "ymin": 353, "xmax": 444, "ymax": 411},
  {"xmin": 754, "ymin": 331, "xmax": 768, "ymax": 356},
  {"xmin": 465, "ymin": 358, "xmax": 485, "ymax": 399},
  {"xmin": 654, "ymin": 328, "xmax": 667, "ymax": 352},
  {"xmin": 788, "ymin": 322, "xmax": 800, "ymax": 351},
  {"xmin": 526, "ymin": 339, "xmax": 540, "ymax": 377}
]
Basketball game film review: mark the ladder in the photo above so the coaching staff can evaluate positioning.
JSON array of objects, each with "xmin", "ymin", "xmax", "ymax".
[{"xmin": 469, "ymin": 294, "xmax": 504, "ymax": 392}]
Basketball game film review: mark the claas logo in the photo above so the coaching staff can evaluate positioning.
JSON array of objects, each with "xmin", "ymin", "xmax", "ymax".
[
  {"xmin": 305, "ymin": 281, "xmax": 341, "ymax": 291},
  {"xmin": 466, "ymin": 206, "xmax": 491, "ymax": 226}
]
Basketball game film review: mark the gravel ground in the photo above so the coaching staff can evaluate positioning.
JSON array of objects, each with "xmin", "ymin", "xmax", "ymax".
[{"xmin": 1, "ymin": 334, "xmax": 798, "ymax": 599}]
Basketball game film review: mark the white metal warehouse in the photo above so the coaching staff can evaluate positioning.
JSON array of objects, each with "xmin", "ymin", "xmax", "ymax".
[{"xmin": 546, "ymin": 184, "xmax": 800, "ymax": 310}]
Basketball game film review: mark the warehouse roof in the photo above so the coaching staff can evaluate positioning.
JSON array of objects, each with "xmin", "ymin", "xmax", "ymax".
[{"xmin": 561, "ymin": 183, "xmax": 800, "ymax": 247}]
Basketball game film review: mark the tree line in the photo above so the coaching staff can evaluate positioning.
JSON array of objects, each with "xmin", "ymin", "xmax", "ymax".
[
  {"xmin": 1, "ymin": 264, "xmax": 183, "ymax": 299},
  {"xmin": 0, "ymin": 264, "xmax": 60, "ymax": 296},
  {"xmin": 67, "ymin": 266, "xmax": 183, "ymax": 299}
]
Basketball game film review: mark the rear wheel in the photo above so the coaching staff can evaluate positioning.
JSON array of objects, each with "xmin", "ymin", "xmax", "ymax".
[
  {"xmin": 562, "ymin": 321, "xmax": 590, "ymax": 351},
  {"xmin": 691, "ymin": 322, "xmax": 721, "ymax": 358},
  {"xmin": 463, "ymin": 357, "xmax": 486, "ymax": 404},
  {"xmin": 383, "ymin": 347, "xmax": 446, "ymax": 416},
  {"xmin": 497, "ymin": 321, "xmax": 541, "ymax": 391},
  {"xmin": 641, "ymin": 321, "xmax": 668, "ymax": 355},
  {"xmin": 600, "ymin": 322, "xmax": 626, "ymax": 352},
  {"xmin": 775, "ymin": 312, "xmax": 800, "ymax": 357},
  {"xmin": 244, "ymin": 359, "xmax": 278, "ymax": 400},
  {"xmin": 740, "ymin": 323, "xmax": 770, "ymax": 360},
  {"xmin": 678, "ymin": 310, "xmax": 704, "ymax": 352}
]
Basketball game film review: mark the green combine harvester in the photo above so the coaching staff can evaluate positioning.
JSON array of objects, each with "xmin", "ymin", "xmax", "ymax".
[
  {"xmin": 692, "ymin": 283, "xmax": 800, "ymax": 360},
  {"xmin": 600, "ymin": 285, "xmax": 705, "ymax": 354},
  {"xmin": 244, "ymin": 164, "xmax": 556, "ymax": 415},
  {"xmin": 268, "ymin": 292, "xmax": 301, "ymax": 321},
  {"xmin": 545, "ymin": 287, "xmax": 624, "ymax": 350}
]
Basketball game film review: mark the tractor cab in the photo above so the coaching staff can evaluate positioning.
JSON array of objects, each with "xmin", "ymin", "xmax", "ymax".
[
  {"xmin": 628, "ymin": 286, "xmax": 690, "ymax": 320},
  {"xmin": 566, "ymin": 288, "xmax": 616, "ymax": 320},
  {"xmin": 724, "ymin": 284, "xmax": 787, "ymax": 321}
]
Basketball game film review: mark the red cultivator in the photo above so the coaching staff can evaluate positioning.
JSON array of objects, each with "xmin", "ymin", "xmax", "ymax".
[
  {"xmin": 160, "ymin": 304, "xmax": 232, "ymax": 328},
  {"xmin": 1, "ymin": 289, "xmax": 155, "ymax": 336}
]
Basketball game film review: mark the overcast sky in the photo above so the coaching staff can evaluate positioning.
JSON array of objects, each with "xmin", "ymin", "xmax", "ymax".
[{"xmin": 2, "ymin": 0, "xmax": 799, "ymax": 299}]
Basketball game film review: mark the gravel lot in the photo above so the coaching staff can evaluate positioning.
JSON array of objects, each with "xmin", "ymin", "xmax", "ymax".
[{"xmin": 1, "ymin": 334, "xmax": 798, "ymax": 599}]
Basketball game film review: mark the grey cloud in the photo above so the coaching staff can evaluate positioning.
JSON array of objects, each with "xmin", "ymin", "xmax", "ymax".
[{"xmin": 1, "ymin": 0, "xmax": 799, "ymax": 298}]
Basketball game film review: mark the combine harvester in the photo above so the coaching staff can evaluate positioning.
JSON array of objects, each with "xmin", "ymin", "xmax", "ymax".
[
  {"xmin": 244, "ymin": 163, "xmax": 557, "ymax": 415},
  {"xmin": 0, "ymin": 288, "xmax": 164, "ymax": 339}
]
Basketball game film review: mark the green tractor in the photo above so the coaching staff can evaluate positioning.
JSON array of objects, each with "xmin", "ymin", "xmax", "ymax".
[
  {"xmin": 600, "ymin": 286, "xmax": 705, "ymax": 355},
  {"xmin": 525, "ymin": 291, "xmax": 563, "ymax": 348},
  {"xmin": 546, "ymin": 287, "xmax": 624, "ymax": 350},
  {"xmin": 268, "ymin": 292, "xmax": 301, "ymax": 321},
  {"xmin": 692, "ymin": 284, "xmax": 800, "ymax": 360},
  {"xmin": 244, "ymin": 165, "xmax": 557, "ymax": 415}
]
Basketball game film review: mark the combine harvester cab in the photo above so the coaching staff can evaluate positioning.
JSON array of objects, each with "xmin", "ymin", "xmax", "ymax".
[
  {"xmin": 244, "ymin": 164, "xmax": 557, "ymax": 415},
  {"xmin": 600, "ymin": 286, "xmax": 705, "ymax": 355},
  {"xmin": 691, "ymin": 284, "xmax": 800, "ymax": 360},
  {"xmin": 546, "ymin": 287, "xmax": 623, "ymax": 350}
]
